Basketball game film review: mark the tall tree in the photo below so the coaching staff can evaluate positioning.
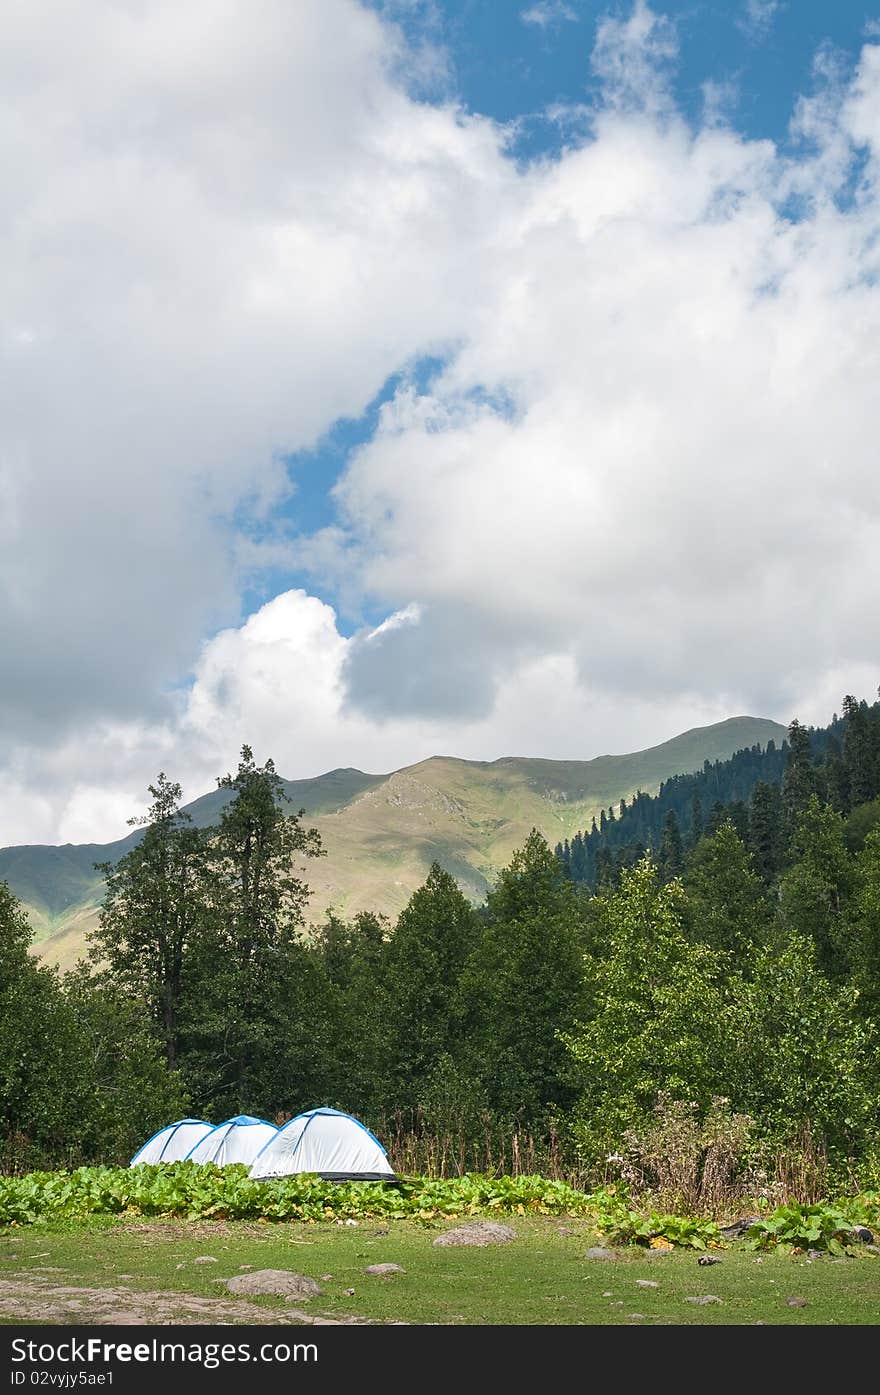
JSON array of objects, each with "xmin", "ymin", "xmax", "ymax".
[
  {"xmin": 210, "ymin": 746, "xmax": 323, "ymax": 954},
  {"xmin": 850, "ymin": 827, "xmax": 880, "ymax": 1026},
  {"xmin": 458, "ymin": 831, "xmax": 585, "ymax": 1123},
  {"xmin": 382, "ymin": 864, "xmax": 478, "ymax": 1110},
  {"xmin": 202, "ymin": 746, "xmax": 324, "ymax": 1111},
  {"xmin": 748, "ymin": 780, "xmax": 785, "ymax": 884},
  {"xmin": 682, "ymin": 820, "xmax": 768, "ymax": 957},
  {"xmin": 318, "ymin": 910, "xmax": 391, "ymax": 1116},
  {"xmin": 0, "ymin": 882, "xmax": 80, "ymax": 1167},
  {"xmin": 90, "ymin": 774, "xmax": 211, "ymax": 1067},
  {"xmin": 730, "ymin": 935, "xmax": 875, "ymax": 1159},
  {"xmin": 2, "ymin": 881, "xmax": 183, "ymax": 1169},
  {"xmin": 659, "ymin": 809, "xmax": 684, "ymax": 879},
  {"xmin": 842, "ymin": 695, "xmax": 876, "ymax": 809},
  {"xmin": 778, "ymin": 797, "xmax": 854, "ymax": 979},
  {"xmin": 689, "ymin": 791, "xmax": 704, "ymax": 848},
  {"xmin": 567, "ymin": 857, "xmax": 728, "ymax": 1160},
  {"xmin": 782, "ymin": 719, "xmax": 815, "ymax": 825}
]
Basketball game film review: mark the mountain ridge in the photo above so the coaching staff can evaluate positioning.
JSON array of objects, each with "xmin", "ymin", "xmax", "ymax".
[{"xmin": 0, "ymin": 715, "xmax": 788, "ymax": 971}]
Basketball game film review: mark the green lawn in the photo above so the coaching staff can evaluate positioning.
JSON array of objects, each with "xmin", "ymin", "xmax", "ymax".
[{"xmin": 1, "ymin": 1216, "xmax": 878, "ymax": 1325}]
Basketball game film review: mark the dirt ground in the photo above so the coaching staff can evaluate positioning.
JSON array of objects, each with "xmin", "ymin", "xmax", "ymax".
[{"xmin": 0, "ymin": 1272, "xmax": 368, "ymax": 1326}]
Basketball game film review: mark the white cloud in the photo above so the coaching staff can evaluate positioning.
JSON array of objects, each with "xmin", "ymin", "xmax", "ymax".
[
  {"xmin": 521, "ymin": 2, "xmax": 578, "ymax": 30},
  {"xmin": 739, "ymin": 1, "xmax": 782, "ymax": 43},
  {"xmin": 334, "ymin": 17, "xmax": 880, "ymax": 745},
  {"xmin": 3, "ymin": 2, "xmax": 880, "ymax": 846},
  {"xmin": 0, "ymin": 0, "xmax": 511, "ymax": 744},
  {"xmin": 174, "ymin": 590, "xmax": 740, "ymax": 811},
  {"xmin": 590, "ymin": 0, "xmax": 678, "ymax": 114}
]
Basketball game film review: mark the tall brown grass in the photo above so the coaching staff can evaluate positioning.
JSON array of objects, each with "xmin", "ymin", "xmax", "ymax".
[{"xmin": 367, "ymin": 1107, "xmax": 577, "ymax": 1181}]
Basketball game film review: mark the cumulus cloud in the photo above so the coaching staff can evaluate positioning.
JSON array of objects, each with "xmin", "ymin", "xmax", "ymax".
[
  {"xmin": 0, "ymin": 0, "xmax": 510, "ymax": 744},
  {"xmin": 336, "ymin": 13, "xmax": 880, "ymax": 742},
  {"xmin": 3, "ymin": 1, "xmax": 880, "ymax": 845}
]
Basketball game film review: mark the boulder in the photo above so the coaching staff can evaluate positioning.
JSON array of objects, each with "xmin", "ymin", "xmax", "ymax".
[
  {"xmin": 433, "ymin": 1221, "xmax": 517, "ymax": 1247},
  {"xmin": 224, "ymin": 1270, "xmax": 322, "ymax": 1298}
]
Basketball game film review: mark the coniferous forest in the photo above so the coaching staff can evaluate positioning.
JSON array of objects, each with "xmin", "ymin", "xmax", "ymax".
[{"xmin": 4, "ymin": 697, "xmax": 880, "ymax": 1201}]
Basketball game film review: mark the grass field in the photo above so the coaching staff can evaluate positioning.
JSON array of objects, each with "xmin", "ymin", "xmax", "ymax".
[{"xmin": 1, "ymin": 1216, "xmax": 877, "ymax": 1326}]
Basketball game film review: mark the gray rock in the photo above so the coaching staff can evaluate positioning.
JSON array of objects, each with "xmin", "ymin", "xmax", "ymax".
[
  {"xmin": 433, "ymin": 1221, "xmax": 517, "ymax": 1248},
  {"xmin": 685, "ymin": 1295, "xmax": 722, "ymax": 1305},
  {"xmin": 224, "ymin": 1270, "xmax": 322, "ymax": 1298},
  {"xmin": 364, "ymin": 1263, "xmax": 405, "ymax": 1276},
  {"xmin": 193, "ymin": 1256, "xmax": 218, "ymax": 1264},
  {"xmin": 584, "ymin": 1246, "xmax": 618, "ymax": 1260},
  {"xmin": 698, "ymin": 1255, "xmax": 722, "ymax": 1266},
  {"xmin": 635, "ymin": 1279, "xmax": 658, "ymax": 1288},
  {"xmin": 786, "ymin": 1296, "xmax": 808, "ymax": 1308},
  {"xmin": 851, "ymin": 1226, "xmax": 874, "ymax": 1244}
]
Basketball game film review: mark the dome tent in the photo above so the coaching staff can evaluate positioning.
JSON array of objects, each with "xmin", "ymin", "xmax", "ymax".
[
  {"xmin": 129, "ymin": 1119, "xmax": 214, "ymax": 1166},
  {"xmin": 250, "ymin": 1108, "xmax": 396, "ymax": 1181},
  {"xmin": 184, "ymin": 1115, "xmax": 278, "ymax": 1166}
]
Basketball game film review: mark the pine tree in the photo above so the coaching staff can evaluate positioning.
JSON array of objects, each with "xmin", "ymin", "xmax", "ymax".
[
  {"xmin": 782, "ymin": 719, "xmax": 815, "ymax": 824},
  {"xmin": 458, "ymin": 831, "xmax": 585, "ymax": 1123},
  {"xmin": 659, "ymin": 809, "xmax": 684, "ymax": 879},
  {"xmin": 594, "ymin": 844, "xmax": 614, "ymax": 889},
  {"xmin": 382, "ymin": 864, "xmax": 478, "ymax": 1110},
  {"xmin": 842, "ymin": 695, "xmax": 875, "ymax": 809},
  {"xmin": 748, "ymin": 780, "xmax": 785, "ymax": 884},
  {"xmin": 689, "ymin": 791, "xmax": 703, "ymax": 847}
]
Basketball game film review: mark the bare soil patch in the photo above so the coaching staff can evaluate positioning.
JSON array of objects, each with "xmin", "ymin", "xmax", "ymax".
[{"xmin": 0, "ymin": 1273, "xmax": 362, "ymax": 1326}]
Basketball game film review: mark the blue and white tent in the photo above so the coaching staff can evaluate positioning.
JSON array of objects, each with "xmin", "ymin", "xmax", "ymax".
[
  {"xmin": 184, "ymin": 1115, "xmax": 277, "ymax": 1166},
  {"xmin": 249, "ymin": 1108, "xmax": 395, "ymax": 1181},
  {"xmin": 129, "ymin": 1118, "xmax": 214, "ymax": 1166}
]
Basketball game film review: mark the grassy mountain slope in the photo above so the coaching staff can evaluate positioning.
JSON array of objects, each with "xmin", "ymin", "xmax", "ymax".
[{"xmin": 2, "ymin": 716, "xmax": 787, "ymax": 971}]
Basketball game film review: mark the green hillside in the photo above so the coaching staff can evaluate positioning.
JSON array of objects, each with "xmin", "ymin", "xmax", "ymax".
[{"xmin": 0, "ymin": 716, "xmax": 787, "ymax": 971}]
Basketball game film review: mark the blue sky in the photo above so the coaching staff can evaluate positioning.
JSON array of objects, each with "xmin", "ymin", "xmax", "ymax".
[{"xmin": 392, "ymin": 1, "xmax": 875, "ymax": 144}]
